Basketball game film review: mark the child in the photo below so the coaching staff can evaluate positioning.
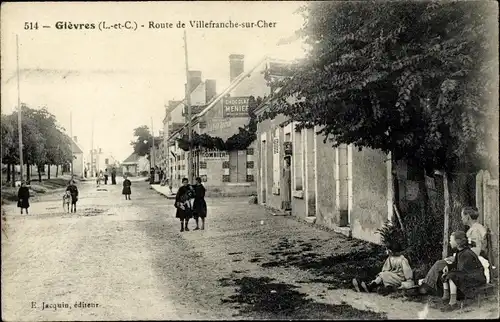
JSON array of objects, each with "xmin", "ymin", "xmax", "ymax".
[
  {"xmin": 193, "ymin": 177, "xmax": 207, "ymax": 230},
  {"xmin": 175, "ymin": 178, "xmax": 195, "ymax": 232},
  {"xmin": 66, "ymin": 180, "xmax": 79, "ymax": 213},
  {"xmin": 17, "ymin": 181, "xmax": 30, "ymax": 215},
  {"xmin": 440, "ymin": 231, "xmax": 486, "ymax": 311},
  {"xmin": 122, "ymin": 176, "xmax": 132, "ymax": 200},
  {"xmin": 353, "ymin": 242, "xmax": 413, "ymax": 295}
]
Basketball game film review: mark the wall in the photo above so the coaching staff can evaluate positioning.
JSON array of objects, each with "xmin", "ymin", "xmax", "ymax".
[
  {"xmin": 350, "ymin": 148, "xmax": 389, "ymax": 244},
  {"xmin": 73, "ymin": 153, "xmax": 84, "ymax": 177},
  {"xmin": 315, "ymin": 136, "xmax": 339, "ymax": 228},
  {"xmin": 255, "ymin": 114, "xmax": 286, "ymax": 209}
]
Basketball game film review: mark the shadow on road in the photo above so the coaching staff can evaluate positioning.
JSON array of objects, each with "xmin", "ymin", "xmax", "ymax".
[
  {"xmin": 258, "ymin": 237, "xmax": 387, "ymax": 289},
  {"xmin": 219, "ymin": 276, "xmax": 387, "ymax": 319}
]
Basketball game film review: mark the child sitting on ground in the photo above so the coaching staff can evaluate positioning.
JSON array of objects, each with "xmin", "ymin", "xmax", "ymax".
[
  {"xmin": 353, "ymin": 241, "xmax": 414, "ymax": 295},
  {"xmin": 440, "ymin": 230, "xmax": 486, "ymax": 312}
]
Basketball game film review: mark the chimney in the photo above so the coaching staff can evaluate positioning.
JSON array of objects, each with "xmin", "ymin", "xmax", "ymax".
[
  {"xmin": 229, "ymin": 54, "xmax": 244, "ymax": 83},
  {"xmin": 73, "ymin": 136, "xmax": 77, "ymax": 142},
  {"xmin": 205, "ymin": 79, "xmax": 217, "ymax": 103},
  {"xmin": 187, "ymin": 70, "xmax": 202, "ymax": 94}
]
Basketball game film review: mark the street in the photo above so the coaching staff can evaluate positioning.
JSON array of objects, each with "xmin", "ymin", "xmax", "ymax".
[{"xmin": 1, "ymin": 179, "xmax": 497, "ymax": 320}]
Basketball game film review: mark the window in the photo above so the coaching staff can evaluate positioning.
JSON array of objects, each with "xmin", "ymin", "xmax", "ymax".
[
  {"xmin": 200, "ymin": 162, "xmax": 207, "ymax": 169},
  {"xmin": 247, "ymin": 161, "xmax": 254, "ymax": 169},
  {"xmin": 222, "ymin": 161, "xmax": 230, "ymax": 169},
  {"xmin": 222, "ymin": 175, "xmax": 230, "ymax": 182},
  {"xmin": 246, "ymin": 175, "xmax": 254, "ymax": 182},
  {"xmin": 247, "ymin": 148, "xmax": 254, "ymax": 155},
  {"xmin": 105, "ymin": 158, "xmax": 109, "ymax": 165}
]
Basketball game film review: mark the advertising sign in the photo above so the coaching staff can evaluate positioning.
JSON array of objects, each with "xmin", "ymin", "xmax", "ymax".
[{"xmin": 223, "ymin": 96, "xmax": 250, "ymax": 118}]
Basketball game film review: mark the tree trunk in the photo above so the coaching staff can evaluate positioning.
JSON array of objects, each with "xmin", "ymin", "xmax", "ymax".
[
  {"xmin": 6, "ymin": 163, "xmax": 11, "ymax": 183},
  {"xmin": 47, "ymin": 165, "xmax": 51, "ymax": 180},
  {"xmin": 38, "ymin": 164, "xmax": 43, "ymax": 182},
  {"xmin": 56, "ymin": 165, "xmax": 59, "ymax": 177},
  {"xmin": 26, "ymin": 163, "xmax": 31, "ymax": 183},
  {"xmin": 11, "ymin": 164, "xmax": 16, "ymax": 187}
]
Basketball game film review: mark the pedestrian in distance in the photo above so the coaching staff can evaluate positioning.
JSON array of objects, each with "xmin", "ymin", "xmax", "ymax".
[
  {"xmin": 175, "ymin": 178, "xmax": 195, "ymax": 232},
  {"xmin": 193, "ymin": 177, "xmax": 207, "ymax": 230},
  {"xmin": 111, "ymin": 167, "xmax": 117, "ymax": 185},
  {"xmin": 66, "ymin": 180, "xmax": 79, "ymax": 213},
  {"xmin": 104, "ymin": 168, "xmax": 109, "ymax": 185},
  {"xmin": 17, "ymin": 181, "xmax": 30, "ymax": 215},
  {"xmin": 122, "ymin": 175, "xmax": 132, "ymax": 200}
]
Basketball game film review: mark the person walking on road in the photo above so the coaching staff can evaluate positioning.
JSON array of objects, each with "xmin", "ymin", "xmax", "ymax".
[
  {"xmin": 96, "ymin": 170, "xmax": 103, "ymax": 187},
  {"xmin": 193, "ymin": 177, "xmax": 207, "ymax": 230},
  {"xmin": 17, "ymin": 181, "xmax": 30, "ymax": 215},
  {"xmin": 122, "ymin": 175, "xmax": 132, "ymax": 200},
  {"xmin": 111, "ymin": 167, "xmax": 117, "ymax": 185},
  {"xmin": 175, "ymin": 178, "xmax": 195, "ymax": 232},
  {"xmin": 104, "ymin": 169, "xmax": 109, "ymax": 185},
  {"xmin": 66, "ymin": 180, "xmax": 79, "ymax": 213}
]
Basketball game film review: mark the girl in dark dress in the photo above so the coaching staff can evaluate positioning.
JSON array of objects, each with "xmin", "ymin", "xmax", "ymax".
[
  {"xmin": 441, "ymin": 230, "xmax": 487, "ymax": 311},
  {"xmin": 17, "ymin": 182, "xmax": 30, "ymax": 215},
  {"xmin": 175, "ymin": 178, "xmax": 195, "ymax": 232},
  {"xmin": 66, "ymin": 180, "xmax": 79, "ymax": 213},
  {"xmin": 193, "ymin": 177, "xmax": 207, "ymax": 230},
  {"xmin": 122, "ymin": 176, "xmax": 132, "ymax": 200}
]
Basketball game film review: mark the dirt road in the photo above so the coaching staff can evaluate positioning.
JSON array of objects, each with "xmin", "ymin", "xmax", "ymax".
[{"xmin": 2, "ymin": 179, "xmax": 497, "ymax": 320}]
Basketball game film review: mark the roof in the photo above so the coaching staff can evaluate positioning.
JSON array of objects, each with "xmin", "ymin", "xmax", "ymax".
[
  {"xmin": 71, "ymin": 140, "xmax": 83, "ymax": 154},
  {"xmin": 122, "ymin": 153, "xmax": 141, "ymax": 164},
  {"xmin": 165, "ymin": 56, "xmax": 292, "ymax": 142}
]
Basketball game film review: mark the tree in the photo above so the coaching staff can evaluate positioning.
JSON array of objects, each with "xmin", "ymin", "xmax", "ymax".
[
  {"xmin": 130, "ymin": 125, "xmax": 160, "ymax": 161},
  {"xmin": 262, "ymin": 0, "xmax": 498, "ymax": 175}
]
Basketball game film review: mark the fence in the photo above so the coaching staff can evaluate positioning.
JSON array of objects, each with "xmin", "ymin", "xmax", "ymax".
[{"xmin": 476, "ymin": 170, "xmax": 499, "ymax": 268}]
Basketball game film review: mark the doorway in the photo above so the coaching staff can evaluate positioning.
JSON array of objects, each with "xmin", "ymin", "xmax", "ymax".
[{"xmin": 282, "ymin": 155, "xmax": 292, "ymax": 210}]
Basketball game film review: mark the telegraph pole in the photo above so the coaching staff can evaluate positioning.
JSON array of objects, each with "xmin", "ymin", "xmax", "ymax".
[
  {"xmin": 151, "ymin": 117, "xmax": 155, "ymax": 168},
  {"xmin": 70, "ymin": 111, "xmax": 74, "ymax": 177},
  {"xmin": 91, "ymin": 111, "xmax": 95, "ymax": 177},
  {"xmin": 183, "ymin": 29, "xmax": 193, "ymax": 183},
  {"xmin": 16, "ymin": 34, "xmax": 24, "ymax": 184}
]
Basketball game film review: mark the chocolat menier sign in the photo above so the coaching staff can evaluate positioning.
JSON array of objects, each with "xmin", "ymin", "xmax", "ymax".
[{"xmin": 222, "ymin": 96, "xmax": 249, "ymax": 118}]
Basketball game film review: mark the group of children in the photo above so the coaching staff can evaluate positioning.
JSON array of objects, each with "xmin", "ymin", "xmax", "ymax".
[
  {"xmin": 352, "ymin": 210, "xmax": 489, "ymax": 311},
  {"xmin": 17, "ymin": 175, "xmax": 133, "ymax": 215},
  {"xmin": 175, "ymin": 177, "xmax": 207, "ymax": 232}
]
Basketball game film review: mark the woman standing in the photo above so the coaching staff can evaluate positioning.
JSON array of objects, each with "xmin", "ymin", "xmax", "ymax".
[
  {"xmin": 175, "ymin": 178, "xmax": 195, "ymax": 232},
  {"xmin": 104, "ymin": 168, "xmax": 109, "ymax": 185},
  {"xmin": 17, "ymin": 181, "xmax": 30, "ymax": 215},
  {"xmin": 193, "ymin": 177, "xmax": 207, "ymax": 230},
  {"xmin": 122, "ymin": 175, "xmax": 132, "ymax": 200}
]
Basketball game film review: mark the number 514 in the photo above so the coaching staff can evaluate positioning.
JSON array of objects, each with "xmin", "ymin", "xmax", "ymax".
[{"xmin": 24, "ymin": 22, "xmax": 39, "ymax": 30}]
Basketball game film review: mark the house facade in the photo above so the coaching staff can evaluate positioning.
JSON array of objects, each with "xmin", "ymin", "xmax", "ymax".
[
  {"xmin": 255, "ymin": 104, "xmax": 393, "ymax": 244},
  {"xmin": 121, "ymin": 153, "xmax": 150, "ymax": 176},
  {"xmin": 71, "ymin": 136, "xmax": 85, "ymax": 178}
]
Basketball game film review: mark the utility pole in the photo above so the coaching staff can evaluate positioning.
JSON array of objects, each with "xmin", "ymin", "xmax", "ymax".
[
  {"xmin": 16, "ymin": 34, "xmax": 24, "ymax": 184},
  {"xmin": 151, "ymin": 117, "xmax": 155, "ymax": 169},
  {"xmin": 183, "ymin": 29, "xmax": 193, "ymax": 183},
  {"xmin": 91, "ymin": 111, "xmax": 95, "ymax": 177},
  {"xmin": 70, "ymin": 111, "xmax": 74, "ymax": 178}
]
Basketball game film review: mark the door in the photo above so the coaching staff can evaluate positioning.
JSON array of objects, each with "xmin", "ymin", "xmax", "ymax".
[
  {"xmin": 229, "ymin": 150, "xmax": 238, "ymax": 182},
  {"xmin": 260, "ymin": 140, "xmax": 267, "ymax": 203},
  {"xmin": 282, "ymin": 156, "xmax": 292, "ymax": 210}
]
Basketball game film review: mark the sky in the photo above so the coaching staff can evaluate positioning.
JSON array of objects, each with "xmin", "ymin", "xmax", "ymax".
[{"xmin": 1, "ymin": 1, "xmax": 307, "ymax": 162}]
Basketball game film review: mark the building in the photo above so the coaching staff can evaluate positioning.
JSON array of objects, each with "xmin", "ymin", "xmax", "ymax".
[
  {"xmin": 121, "ymin": 153, "xmax": 150, "ymax": 176},
  {"xmin": 254, "ymin": 91, "xmax": 393, "ymax": 244},
  {"xmin": 71, "ymin": 136, "xmax": 85, "ymax": 178},
  {"xmin": 164, "ymin": 54, "xmax": 286, "ymax": 195},
  {"xmin": 86, "ymin": 148, "xmax": 118, "ymax": 176}
]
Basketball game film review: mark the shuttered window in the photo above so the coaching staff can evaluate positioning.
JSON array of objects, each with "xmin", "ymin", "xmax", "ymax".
[{"xmin": 272, "ymin": 128, "xmax": 280, "ymax": 193}]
